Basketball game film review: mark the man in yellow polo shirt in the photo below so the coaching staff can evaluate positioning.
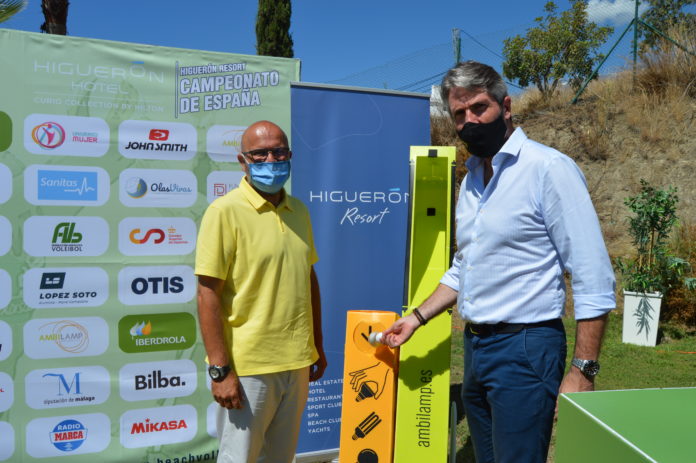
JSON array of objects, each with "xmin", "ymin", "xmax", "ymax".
[{"xmin": 195, "ymin": 120, "xmax": 326, "ymax": 463}]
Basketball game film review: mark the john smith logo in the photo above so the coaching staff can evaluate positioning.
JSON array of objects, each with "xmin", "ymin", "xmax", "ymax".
[
  {"xmin": 38, "ymin": 170, "xmax": 97, "ymax": 201},
  {"xmin": 148, "ymin": 129, "xmax": 169, "ymax": 141},
  {"xmin": 119, "ymin": 312, "xmax": 195, "ymax": 353},
  {"xmin": 52, "ymin": 222, "xmax": 83, "ymax": 252},
  {"xmin": 131, "ymin": 418, "xmax": 187, "ymax": 435},
  {"xmin": 126, "ymin": 178, "xmax": 148, "ymax": 198},
  {"xmin": 129, "ymin": 228, "xmax": 164, "ymax": 244},
  {"xmin": 40, "ymin": 272, "xmax": 66, "ymax": 289},
  {"xmin": 40, "ymin": 320, "xmax": 89, "ymax": 353},
  {"xmin": 50, "ymin": 419, "xmax": 87, "ymax": 451},
  {"xmin": 32, "ymin": 122, "xmax": 65, "ymax": 149}
]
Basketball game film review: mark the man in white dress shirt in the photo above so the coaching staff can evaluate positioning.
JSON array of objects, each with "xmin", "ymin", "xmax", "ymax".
[{"xmin": 384, "ymin": 61, "xmax": 615, "ymax": 463}]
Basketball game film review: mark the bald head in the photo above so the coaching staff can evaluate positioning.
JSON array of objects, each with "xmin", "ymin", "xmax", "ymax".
[{"xmin": 241, "ymin": 121, "xmax": 289, "ymax": 153}]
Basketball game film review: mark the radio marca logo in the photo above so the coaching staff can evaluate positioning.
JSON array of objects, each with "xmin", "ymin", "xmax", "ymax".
[
  {"xmin": 118, "ymin": 312, "xmax": 195, "ymax": 353},
  {"xmin": 25, "ymin": 413, "xmax": 110, "ymax": 457}
]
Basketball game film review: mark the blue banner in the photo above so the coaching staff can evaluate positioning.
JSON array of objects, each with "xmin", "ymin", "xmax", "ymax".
[{"xmin": 290, "ymin": 83, "xmax": 430, "ymax": 457}]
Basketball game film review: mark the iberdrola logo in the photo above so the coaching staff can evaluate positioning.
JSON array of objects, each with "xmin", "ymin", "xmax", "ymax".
[{"xmin": 130, "ymin": 321, "xmax": 152, "ymax": 337}]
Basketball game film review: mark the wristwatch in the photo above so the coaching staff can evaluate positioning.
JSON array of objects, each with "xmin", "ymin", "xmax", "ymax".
[
  {"xmin": 572, "ymin": 358, "xmax": 600, "ymax": 378},
  {"xmin": 208, "ymin": 364, "xmax": 231, "ymax": 382}
]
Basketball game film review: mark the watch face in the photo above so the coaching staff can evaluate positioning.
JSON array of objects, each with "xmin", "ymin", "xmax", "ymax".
[
  {"xmin": 584, "ymin": 361, "xmax": 600, "ymax": 376},
  {"xmin": 209, "ymin": 367, "xmax": 221, "ymax": 379}
]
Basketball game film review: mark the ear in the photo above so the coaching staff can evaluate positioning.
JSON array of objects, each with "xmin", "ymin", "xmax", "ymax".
[
  {"xmin": 502, "ymin": 95, "xmax": 512, "ymax": 120},
  {"xmin": 238, "ymin": 154, "xmax": 250, "ymax": 176}
]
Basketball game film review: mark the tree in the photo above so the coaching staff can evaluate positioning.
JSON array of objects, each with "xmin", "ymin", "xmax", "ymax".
[
  {"xmin": 639, "ymin": 0, "xmax": 696, "ymax": 51},
  {"xmin": 502, "ymin": 1, "xmax": 613, "ymax": 99},
  {"xmin": 256, "ymin": 0, "xmax": 293, "ymax": 58},
  {"xmin": 0, "ymin": 0, "xmax": 26, "ymax": 23},
  {"xmin": 40, "ymin": 0, "xmax": 69, "ymax": 35}
]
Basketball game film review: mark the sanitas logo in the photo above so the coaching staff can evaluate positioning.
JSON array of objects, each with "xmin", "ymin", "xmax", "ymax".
[
  {"xmin": 50, "ymin": 419, "xmax": 87, "ymax": 451},
  {"xmin": 38, "ymin": 170, "xmax": 97, "ymax": 201},
  {"xmin": 125, "ymin": 178, "xmax": 148, "ymax": 198},
  {"xmin": 32, "ymin": 122, "xmax": 65, "ymax": 149},
  {"xmin": 118, "ymin": 312, "xmax": 195, "ymax": 353}
]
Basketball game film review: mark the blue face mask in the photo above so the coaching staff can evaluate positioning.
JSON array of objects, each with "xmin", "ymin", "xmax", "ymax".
[{"xmin": 248, "ymin": 160, "xmax": 291, "ymax": 194}]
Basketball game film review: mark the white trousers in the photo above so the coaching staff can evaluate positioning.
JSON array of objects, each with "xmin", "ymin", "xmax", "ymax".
[{"xmin": 216, "ymin": 367, "xmax": 309, "ymax": 463}]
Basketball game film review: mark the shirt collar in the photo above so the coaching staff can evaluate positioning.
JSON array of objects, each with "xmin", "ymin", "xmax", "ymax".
[
  {"xmin": 240, "ymin": 176, "xmax": 293, "ymax": 211},
  {"xmin": 465, "ymin": 127, "xmax": 527, "ymax": 170}
]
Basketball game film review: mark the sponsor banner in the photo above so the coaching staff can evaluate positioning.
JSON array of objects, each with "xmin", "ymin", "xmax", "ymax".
[
  {"xmin": 0, "ymin": 321, "xmax": 12, "ymax": 361},
  {"xmin": 118, "ymin": 265, "xmax": 195, "ymax": 306},
  {"xmin": 25, "ymin": 365, "xmax": 110, "ymax": 410},
  {"xmin": 23, "ymin": 267, "xmax": 109, "ymax": 309},
  {"xmin": 0, "ymin": 421, "xmax": 14, "ymax": 461},
  {"xmin": 0, "ymin": 216, "xmax": 10, "ymax": 256},
  {"xmin": 118, "ymin": 120, "xmax": 197, "ymax": 161},
  {"xmin": 23, "ymin": 317, "xmax": 109, "ymax": 359},
  {"xmin": 24, "ymin": 164, "xmax": 110, "ymax": 206},
  {"xmin": 23, "ymin": 216, "xmax": 109, "ymax": 257},
  {"xmin": 120, "ymin": 404, "xmax": 197, "ymax": 448},
  {"xmin": 119, "ymin": 168, "xmax": 197, "ymax": 208},
  {"xmin": 119, "ymin": 359, "xmax": 197, "ymax": 401},
  {"xmin": 0, "ymin": 111, "xmax": 11, "ymax": 152},
  {"xmin": 24, "ymin": 113, "xmax": 110, "ymax": 157},
  {"xmin": 206, "ymin": 124, "xmax": 245, "ymax": 162},
  {"xmin": 0, "ymin": 372, "xmax": 14, "ymax": 412},
  {"xmin": 0, "ymin": 270, "xmax": 10, "ymax": 310},
  {"xmin": 25, "ymin": 413, "xmax": 111, "ymax": 457},
  {"xmin": 206, "ymin": 170, "xmax": 245, "ymax": 203},
  {"xmin": 118, "ymin": 217, "xmax": 196, "ymax": 256},
  {"xmin": 206, "ymin": 402, "xmax": 217, "ymax": 438},
  {"xmin": 0, "ymin": 164, "xmax": 11, "ymax": 203},
  {"xmin": 118, "ymin": 312, "xmax": 196, "ymax": 353}
]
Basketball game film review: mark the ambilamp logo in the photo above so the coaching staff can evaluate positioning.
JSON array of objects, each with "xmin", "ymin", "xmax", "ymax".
[{"xmin": 118, "ymin": 312, "xmax": 195, "ymax": 353}]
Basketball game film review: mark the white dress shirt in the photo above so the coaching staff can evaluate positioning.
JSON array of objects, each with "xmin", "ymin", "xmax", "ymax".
[{"xmin": 441, "ymin": 127, "xmax": 615, "ymax": 323}]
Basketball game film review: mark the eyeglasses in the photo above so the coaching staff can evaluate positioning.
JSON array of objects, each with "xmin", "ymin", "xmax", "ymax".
[{"xmin": 242, "ymin": 147, "xmax": 291, "ymax": 162}]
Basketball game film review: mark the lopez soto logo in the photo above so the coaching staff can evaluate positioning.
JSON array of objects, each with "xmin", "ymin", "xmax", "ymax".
[
  {"xmin": 0, "ymin": 215, "xmax": 11, "ymax": 256},
  {"xmin": 0, "ymin": 422, "xmax": 14, "ymax": 461},
  {"xmin": 24, "ymin": 317, "xmax": 109, "ymax": 359},
  {"xmin": 0, "ymin": 320, "xmax": 12, "ymax": 361},
  {"xmin": 23, "ymin": 267, "xmax": 109, "ymax": 309},
  {"xmin": 25, "ymin": 413, "xmax": 110, "ymax": 458},
  {"xmin": 119, "ymin": 168, "xmax": 197, "ymax": 208},
  {"xmin": 119, "ymin": 359, "xmax": 197, "ymax": 401},
  {"xmin": 118, "ymin": 265, "xmax": 195, "ymax": 306},
  {"xmin": 206, "ymin": 170, "xmax": 244, "ymax": 203},
  {"xmin": 24, "ymin": 114, "xmax": 109, "ymax": 157},
  {"xmin": 118, "ymin": 217, "xmax": 196, "ymax": 256},
  {"xmin": 120, "ymin": 404, "xmax": 197, "ymax": 448},
  {"xmin": 24, "ymin": 164, "xmax": 110, "ymax": 206},
  {"xmin": 0, "ymin": 163, "xmax": 12, "ymax": 204},
  {"xmin": 23, "ymin": 216, "xmax": 109, "ymax": 257},
  {"xmin": 206, "ymin": 125, "xmax": 245, "ymax": 162},
  {"xmin": 24, "ymin": 365, "xmax": 110, "ymax": 410},
  {"xmin": 118, "ymin": 312, "xmax": 195, "ymax": 353},
  {"xmin": 0, "ymin": 269, "xmax": 10, "ymax": 310},
  {"xmin": 118, "ymin": 120, "xmax": 196, "ymax": 161},
  {"xmin": 0, "ymin": 372, "xmax": 14, "ymax": 412}
]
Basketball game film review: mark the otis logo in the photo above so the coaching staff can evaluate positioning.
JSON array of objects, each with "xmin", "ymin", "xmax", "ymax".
[
  {"xmin": 0, "ymin": 163, "xmax": 12, "ymax": 204},
  {"xmin": 25, "ymin": 366, "xmax": 110, "ymax": 409},
  {"xmin": 0, "ymin": 216, "xmax": 11, "ymax": 256},
  {"xmin": 120, "ymin": 404, "xmax": 197, "ymax": 448},
  {"xmin": 24, "ymin": 317, "xmax": 109, "ymax": 359},
  {"xmin": 118, "ymin": 120, "xmax": 196, "ymax": 161},
  {"xmin": 118, "ymin": 217, "xmax": 196, "ymax": 256},
  {"xmin": 25, "ymin": 413, "xmax": 110, "ymax": 457},
  {"xmin": 24, "ymin": 216, "xmax": 109, "ymax": 257},
  {"xmin": 118, "ymin": 265, "xmax": 195, "ymax": 306},
  {"xmin": 206, "ymin": 124, "xmax": 246, "ymax": 162},
  {"xmin": 0, "ymin": 321, "xmax": 12, "ymax": 361},
  {"xmin": 31, "ymin": 121, "xmax": 65, "ymax": 149},
  {"xmin": 23, "ymin": 267, "xmax": 109, "ymax": 309},
  {"xmin": 24, "ymin": 164, "xmax": 110, "ymax": 206},
  {"xmin": 119, "ymin": 168, "xmax": 197, "ymax": 208},
  {"xmin": 119, "ymin": 359, "xmax": 197, "ymax": 401},
  {"xmin": 0, "ymin": 269, "xmax": 10, "ymax": 310},
  {"xmin": 206, "ymin": 170, "xmax": 244, "ymax": 203},
  {"xmin": 118, "ymin": 312, "xmax": 195, "ymax": 353},
  {"xmin": 24, "ymin": 114, "xmax": 109, "ymax": 157},
  {"xmin": 0, "ymin": 372, "xmax": 14, "ymax": 412}
]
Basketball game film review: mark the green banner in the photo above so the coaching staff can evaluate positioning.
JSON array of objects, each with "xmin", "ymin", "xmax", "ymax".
[{"xmin": 0, "ymin": 29, "xmax": 299, "ymax": 462}]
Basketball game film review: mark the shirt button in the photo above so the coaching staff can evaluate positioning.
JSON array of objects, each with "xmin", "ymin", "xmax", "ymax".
[
  {"xmin": 464, "ymin": 296, "xmax": 471, "ymax": 302},
  {"xmin": 467, "ymin": 266, "xmax": 473, "ymax": 271}
]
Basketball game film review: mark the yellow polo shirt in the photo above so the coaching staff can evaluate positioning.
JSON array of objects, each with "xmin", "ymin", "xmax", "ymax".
[{"xmin": 195, "ymin": 177, "xmax": 319, "ymax": 376}]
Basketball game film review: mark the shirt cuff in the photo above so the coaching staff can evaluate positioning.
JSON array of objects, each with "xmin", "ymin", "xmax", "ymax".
[{"xmin": 573, "ymin": 293, "xmax": 616, "ymax": 320}]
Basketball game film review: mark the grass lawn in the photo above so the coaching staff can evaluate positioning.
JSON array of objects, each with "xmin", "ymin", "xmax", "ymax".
[{"xmin": 449, "ymin": 311, "xmax": 696, "ymax": 462}]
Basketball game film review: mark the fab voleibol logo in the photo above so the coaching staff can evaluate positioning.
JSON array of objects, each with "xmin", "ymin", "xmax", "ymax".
[
  {"xmin": 119, "ymin": 168, "xmax": 197, "ymax": 208},
  {"xmin": 24, "ymin": 114, "xmax": 109, "ymax": 157},
  {"xmin": 25, "ymin": 413, "xmax": 110, "ymax": 458},
  {"xmin": 24, "ymin": 164, "xmax": 110, "ymax": 206},
  {"xmin": 118, "ymin": 120, "xmax": 197, "ymax": 161},
  {"xmin": 23, "ymin": 216, "xmax": 109, "ymax": 257}
]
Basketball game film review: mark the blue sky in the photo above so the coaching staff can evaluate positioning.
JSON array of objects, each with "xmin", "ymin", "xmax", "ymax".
[{"xmin": 1, "ymin": 0, "xmax": 684, "ymax": 92}]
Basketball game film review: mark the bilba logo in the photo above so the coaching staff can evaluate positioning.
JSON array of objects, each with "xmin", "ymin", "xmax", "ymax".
[
  {"xmin": 135, "ymin": 370, "xmax": 186, "ymax": 390},
  {"xmin": 52, "ymin": 223, "xmax": 83, "ymax": 252},
  {"xmin": 40, "ymin": 272, "xmax": 66, "ymax": 289},
  {"xmin": 131, "ymin": 276, "xmax": 183, "ymax": 295}
]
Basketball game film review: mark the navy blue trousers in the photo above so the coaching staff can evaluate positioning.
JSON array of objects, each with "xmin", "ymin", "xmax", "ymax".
[{"xmin": 462, "ymin": 321, "xmax": 566, "ymax": 463}]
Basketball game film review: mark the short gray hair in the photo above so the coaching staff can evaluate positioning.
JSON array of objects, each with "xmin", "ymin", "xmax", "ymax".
[{"xmin": 440, "ymin": 61, "xmax": 508, "ymax": 115}]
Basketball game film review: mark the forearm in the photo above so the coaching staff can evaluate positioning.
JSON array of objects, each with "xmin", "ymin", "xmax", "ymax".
[
  {"xmin": 197, "ymin": 277, "xmax": 230, "ymax": 367},
  {"xmin": 414, "ymin": 283, "xmax": 458, "ymax": 323},
  {"xmin": 310, "ymin": 267, "xmax": 324, "ymax": 352},
  {"xmin": 572, "ymin": 314, "xmax": 608, "ymax": 361}
]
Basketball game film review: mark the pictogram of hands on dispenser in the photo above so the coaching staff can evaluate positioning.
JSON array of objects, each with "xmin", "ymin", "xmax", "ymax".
[{"xmin": 349, "ymin": 362, "xmax": 391, "ymax": 402}]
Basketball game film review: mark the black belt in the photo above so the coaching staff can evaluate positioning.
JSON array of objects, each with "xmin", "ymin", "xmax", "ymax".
[{"xmin": 466, "ymin": 318, "xmax": 562, "ymax": 337}]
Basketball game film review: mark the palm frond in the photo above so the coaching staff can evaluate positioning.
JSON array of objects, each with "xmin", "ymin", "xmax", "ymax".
[{"xmin": 0, "ymin": 0, "xmax": 27, "ymax": 24}]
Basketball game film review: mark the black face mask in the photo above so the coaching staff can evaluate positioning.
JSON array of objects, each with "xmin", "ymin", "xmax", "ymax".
[{"xmin": 457, "ymin": 111, "xmax": 508, "ymax": 158}]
